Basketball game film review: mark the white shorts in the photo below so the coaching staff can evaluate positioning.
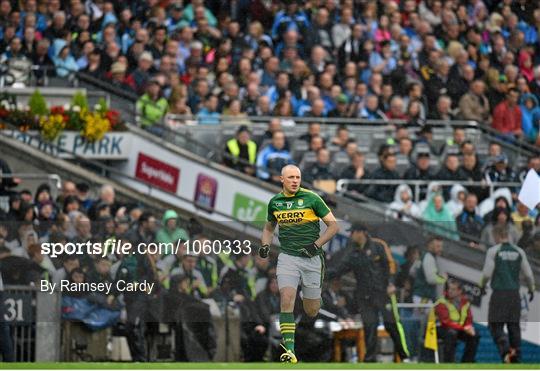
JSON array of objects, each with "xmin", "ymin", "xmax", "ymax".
[{"xmin": 276, "ymin": 252, "xmax": 324, "ymax": 299}]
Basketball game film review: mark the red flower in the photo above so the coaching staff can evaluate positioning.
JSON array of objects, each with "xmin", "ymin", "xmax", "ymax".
[
  {"xmin": 105, "ymin": 110, "xmax": 120, "ymax": 126},
  {"xmin": 50, "ymin": 106, "xmax": 65, "ymax": 115},
  {"xmin": 0, "ymin": 108, "xmax": 9, "ymax": 118}
]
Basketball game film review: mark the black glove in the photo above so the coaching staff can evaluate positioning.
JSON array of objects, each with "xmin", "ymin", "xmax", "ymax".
[
  {"xmin": 529, "ymin": 290, "xmax": 534, "ymax": 303},
  {"xmin": 299, "ymin": 242, "xmax": 320, "ymax": 258},
  {"xmin": 258, "ymin": 244, "xmax": 270, "ymax": 258}
]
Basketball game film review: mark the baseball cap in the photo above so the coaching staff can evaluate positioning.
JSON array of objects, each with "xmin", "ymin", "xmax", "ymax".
[{"xmin": 237, "ymin": 125, "xmax": 250, "ymax": 134}]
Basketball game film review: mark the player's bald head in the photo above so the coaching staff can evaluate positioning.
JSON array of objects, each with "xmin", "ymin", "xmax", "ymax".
[
  {"xmin": 281, "ymin": 165, "xmax": 301, "ymax": 194},
  {"xmin": 281, "ymin": 164, "xmax": 301, "ymax": 177}
]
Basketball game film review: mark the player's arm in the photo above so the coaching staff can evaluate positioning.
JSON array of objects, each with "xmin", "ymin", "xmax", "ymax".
[
  {"xmin": 479, "ymin": 246, "xmax": 497, "ymax": 288},
  {"xmin": 314, "ymin": 211, "xmax": 340, "ymax": 248},
  {"xmin": 259, "ymin": 221, "xmax": 276, "ymax": 258},
  {"xmin": 261, "ymin": 221, "xmax": 277, "ymax": 247},
  {"xmin": 518, "ymin": 247, "xmax": 536, "ymax": 299},
  {"xmin": 259, "ymin": 200, "xmax": 277, "ymax": 258}
]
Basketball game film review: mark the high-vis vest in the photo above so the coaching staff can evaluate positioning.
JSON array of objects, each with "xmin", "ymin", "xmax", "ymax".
[
  {"xmin": 198, "ymin": 257, "xmax": 219, "ymax": 289},
  {"xmin": 436, "ymin": 298, "xmax": 470, "ymax": 326},
  {"xmin": 227, "ymin": 138, "xmax": 257, "ymax": 164}
]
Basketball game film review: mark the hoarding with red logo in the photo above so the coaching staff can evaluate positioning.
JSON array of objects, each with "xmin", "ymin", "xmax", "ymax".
[{"xmin": 135, "ymin": 153, "xmax": 180, "ymax": 193}]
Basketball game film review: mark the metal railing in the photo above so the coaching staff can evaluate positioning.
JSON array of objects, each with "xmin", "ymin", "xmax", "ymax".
[
  {"xmin": 0, "ymin": 173, "xmax": 61, "ymax": 189},
  {"xmin": 150, "ymin": 115, "xmax": 539, "ymax": 163},
  {"xmin": 163, "ymin": 113, "xmax": 472, "ymax": 127},
  {"xmin": 336, "ymin": 179, "xmax": 521, "ymax": 204}
]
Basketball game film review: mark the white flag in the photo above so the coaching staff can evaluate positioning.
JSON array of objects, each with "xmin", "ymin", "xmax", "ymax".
[{"xmin": 518, "ymin": 169, "xmax": 540, "ymax": 210}]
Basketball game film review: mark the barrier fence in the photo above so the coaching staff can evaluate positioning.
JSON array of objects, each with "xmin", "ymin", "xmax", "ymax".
[
  {"xmin": 0, "ymin": 286, "xmax": 444, "ymax": 363},
  {"xmin": 3, "ymin": 290, "xmax": 528, "ymax": 363}
]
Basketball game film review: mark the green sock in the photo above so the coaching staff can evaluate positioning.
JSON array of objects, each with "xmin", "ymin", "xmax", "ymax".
[{"xmin": 279, "ymin": 312, "xmax": 295, "ymax": 353}]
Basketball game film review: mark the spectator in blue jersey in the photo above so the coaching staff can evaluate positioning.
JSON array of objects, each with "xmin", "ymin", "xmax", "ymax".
[
  {"xmin": 456, "ymin": 193, "xmax": 485, "ymax": 246},
  {"xmin": 519, "ymin": 93, "xmax": 540, "ymax": 142},
  {"xmin": 197, "ymin": 95, "xmax": 221, "ymax": 125},
  {"xmin": 360, "ymin": 95, "xmax": 386, "ymax": 120},
  {"xmin": 266, "ymin": 71, "xmax": 290, "ymax": 109},
  {"xmin": 53, "ymin": 45, "xmax": 78, "ymax": 77},
  {"xmin": 256, "ymin": 130, "xmax": 292, "ymax": 183},
  {"xmin": 165, "ymin": 3, "xmax": 188, "ymax": 33},
  {"xmin": 270, "ymin": 0, "xmax": 310, "ymax": 42},
  {"xmin": 483, "ymin": 154, "xmax": 517, "ymax": 184}
]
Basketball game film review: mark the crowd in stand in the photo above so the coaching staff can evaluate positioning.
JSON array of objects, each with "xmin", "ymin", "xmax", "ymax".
[
  {"xmin": 0, "ymin": 0, "xmax": 539, "ymax": 142},
  {"xmin": 2, "ymin": 0, "xmax": 540, "ymax": 363},
  {"xmin": 224, "ymin": 120, "xmax": 540, "ymax": 250},
  {"xmin": 1, "ymin": 0, "xmax": 539, "ymax": 243}
]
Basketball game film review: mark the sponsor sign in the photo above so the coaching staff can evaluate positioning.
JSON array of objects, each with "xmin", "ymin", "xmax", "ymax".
[
  {"xmin": 135, "ymin": 152, "xmax": 180, "ymax": 193},
  {"xmin": 232, "ymin": 193, "xmax": 267, "ymax": 227},
  {"xmin": 194, "ymin": 173, "xmax": 218, "ymax": 212}
]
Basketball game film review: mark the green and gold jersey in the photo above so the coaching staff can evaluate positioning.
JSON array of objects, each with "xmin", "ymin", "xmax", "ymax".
[{"xmin": 267, "ymin": 187, "xmax": 331, "ymax": 257}]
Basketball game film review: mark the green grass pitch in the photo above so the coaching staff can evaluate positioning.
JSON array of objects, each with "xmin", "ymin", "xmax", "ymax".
[{"xmin": 2, "ymin": 364, "xmax": 540, "ymax": 370}]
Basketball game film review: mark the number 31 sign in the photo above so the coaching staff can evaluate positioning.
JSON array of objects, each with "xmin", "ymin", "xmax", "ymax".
[{"xmin": 3, "ymin": 292, "xmax": 33, "ymax": 324}]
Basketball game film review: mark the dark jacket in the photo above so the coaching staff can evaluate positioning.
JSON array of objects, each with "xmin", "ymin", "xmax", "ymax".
[
  {"xmin": 304, "ymin": 163, "xmax": 334, "ymax": 183},
  {"xmin": 254, "ymin": 288, "xmax": 280, "ymax": 326},
  {"xmin": 484, "ymin": 166, "xmax": 517, "ymax": 183},
  {"xmin": 461, "ymin": 163, "xmax": 484, "ymax": 182},
  {"xmin": 337, "ymin": 36, "xmax": 364, "ymax": 70},
  {"xmin": 446, "ymin": 73, "xmax": 469, "ymax": 106},
  {"xmin": 461, "ymin": 163, "xmax": 488, "ymax": 200},
  {"xmin": 328, "ymin": 237, "xmax": 393, "ymax": 302},
  {"xmin": 435, "ymin": 166, "xmax": 467, "ymax": 199},
  {"xmin": 321, "ymin": 287, "xmax": 352, "ymax": 319},
  {"xmin": 0, "ymin": 159, "xmax": 17, "ymax": 195},
  {"xmin": 403, "ymin": 164, "xmax": 435, "ymax": 199},
  {"xmin": 340, "ymin": 166, "xmax": 370, "ymax": 193},
  {"xmin": 456, "ymin": 209, "xmax": 485, "ymax": 242},
  {"xmin": 424, "ymin": 75, "xmax": 448, "ymax": 112},
  {"xmin": 365, "ymin": 166, "xmax": 400, "ymax": 203}
]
